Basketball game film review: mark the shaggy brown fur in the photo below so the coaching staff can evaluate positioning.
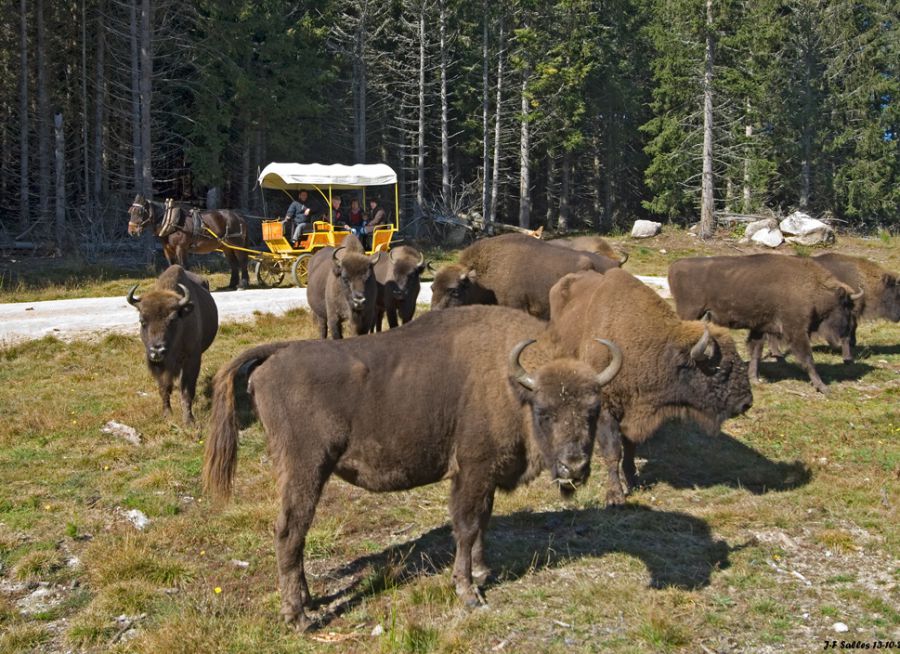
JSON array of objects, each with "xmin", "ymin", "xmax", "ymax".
[
  {"xmin": 307, "ymin": 235, "xmax": 380, "ymax": 339},
  {"xmin": 813, "ymin": 253, "xmax": 899, "ymax": 344},
  {"xmin": 668, "ymin": 254, "xmax": 859, "ymax": 394},
  {"xmin": 203, "ymin": 305, "xmax": 622, "ymax": 630},
  {"xmin": 127, "ymin": 194, "xmax": 250, "ymax": 289},
  {"xmin": 372, "ymin": 245, "xmax": 426, "ymax": 331},
  {"xmin": 546, "ymin": 269, "xmax": 752, "ymax": 506},
  {"xmin": 549, "ymin": 235, "xmax": 628, "ymax": 264},
  {"xmin": 127, "ymin": 264, "xmax": 218, "ymax": 424},
  {"xmin": 430, "ymin": 233, "xmax": 621, "ymax": 318}
]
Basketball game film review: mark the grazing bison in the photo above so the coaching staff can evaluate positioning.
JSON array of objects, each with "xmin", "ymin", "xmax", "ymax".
[
  {"xmin": 203, "ymin": 305, "xmax": 622, "ymax": 629},
  {"xmin": 668, "ymin": 254, "xmax": 861, "ymax": 394},
  {"xmin": 547, "ymin": 269, "xmax": 753, "ymax": 505},
  {"xmin": 307, "ymin": 235, "xmax": 381, "ymax": 339},
  {"xmin": 127, "ymin": 264, "xmax": 218, "ymax": 424},
  {"xmin": 549, "ymin": 235, "xmax": 628, "ymax": 265},
  {"xmin": 431, "ymin": 233, "xmax": 621, "ymax": 319},
  {"xmin": 813, "ymin": 253, "xmax": 900, "ymax": 345},
  {"xmin": 372, "ymin": 245, "xmax": 426, "ymax": 331}
]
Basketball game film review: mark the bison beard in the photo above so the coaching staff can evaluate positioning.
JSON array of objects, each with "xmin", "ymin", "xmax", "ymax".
[
  {"xmin": 547, "ymin": 270, "xmax": 753, "ymax": 506},
  {"xmin": 203, "ymin": 306, "xmax": 622, "ymax": 630},
  {"xmin": 127, "ymin": 264, "xmax": 218, "ymax": 424}
]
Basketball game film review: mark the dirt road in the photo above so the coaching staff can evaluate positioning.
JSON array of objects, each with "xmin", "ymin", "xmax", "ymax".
[{"xmin": 0, "ymin": 276, "xmax": 668, "ymax": 345}]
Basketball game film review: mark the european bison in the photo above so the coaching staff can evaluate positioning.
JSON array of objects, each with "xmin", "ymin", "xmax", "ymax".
[
  {"xmin": 127, "ymin": 264, "xmax": 218, "ymax": 424},
  {"xmin": 813, "ymin": 253, "xmax": 899, "ymax": 345},
  {"xmin": 431, "ymin": 233, "xmax": 621, "ymax": 319},
  {"xmin": 372, "ymin": 245, "xmax": 426, "ymax": 331},
  {"xmin": 307, "ymin": 234, "xmax": 381, "ymax": 339},
  {"xmin": 549, "ymin": 235, "xmax": 628, "ymax": 265},
  {"xmin": 668, "ymin": 254, "xmax": 862, "ymax": 393},
  {"xmin": 203, "ymin": 305, "xmax": 622, "ymax": 629},
  {"xmin": 547, "ymin": 269, "xmax": 753, "ymax": 505}
]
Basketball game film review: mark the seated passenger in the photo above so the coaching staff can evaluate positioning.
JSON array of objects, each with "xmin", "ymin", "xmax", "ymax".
[
  {"xmin": 286, "ymin": 189, "xmax": 313, "ymax": 246},
  {"xmin": 329, "ymin": 195, "xmax": 347, "ymax": 228},
  {"xmin": 346, "ymin": 198, "xmax": 365, "ymax": 236},
  {"xmin": 361, "ymin": 195, "xmax": 388, "ymax": 248}
]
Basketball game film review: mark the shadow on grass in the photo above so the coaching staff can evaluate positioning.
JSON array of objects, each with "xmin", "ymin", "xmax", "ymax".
[
  {"xmin": 636, "ymin": 425, "xmax": 811, "ymax": 493},
  {"xmin": 312, "ymin": 504, "xmax": 735, "ymax": 629},
  {"xmin": 757, "ymin": 358, "xmax": 873, "ymax": 385},
  {"xmin": 853, "ymin": 343, "xmax": 900, "ymax": 358}
]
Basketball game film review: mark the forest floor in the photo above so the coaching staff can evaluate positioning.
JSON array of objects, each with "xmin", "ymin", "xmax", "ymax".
[{"xmin": 0, "ymin": 226, "xmax": 897, "ymax": 653}]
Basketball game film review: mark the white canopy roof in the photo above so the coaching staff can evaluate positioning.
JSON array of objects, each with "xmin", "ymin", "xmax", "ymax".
[{"xmin": 258, "ymin": 162, "xmax": 397, "ymax": 190}]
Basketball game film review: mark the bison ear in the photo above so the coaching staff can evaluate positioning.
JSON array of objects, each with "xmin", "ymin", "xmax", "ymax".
[
  {"xmin": 465, "ymin": 269, "xmax": 477, "ymax": 282},
  {"xmin": 575, "ymin": 255, "xmax": 594, "ymax": 272},
  {"xmin": 551, "ymin": 273, "xmax": 579, "ymax": 305}
]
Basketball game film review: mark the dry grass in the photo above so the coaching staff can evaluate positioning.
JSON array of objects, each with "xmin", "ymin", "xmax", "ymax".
[{"xmin": 0, "ymin": 228, "xmax": 897, "ymax": 653}]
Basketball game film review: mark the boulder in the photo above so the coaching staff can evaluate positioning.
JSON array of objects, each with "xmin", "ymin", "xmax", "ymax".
[
  {"xmin": 743, "ymin": 218, "xmax": 779, "ymax": 241},
  {"xmin": 631, "ymin": 220, "xmax": 662, "ymax": 238},
  {"xmin": 780, "ymin": 211, "xmax": 835, "ymax": 245},
  {"xmin": 751, "ymin": 227, "xmax": 784, "ymax": 248}
]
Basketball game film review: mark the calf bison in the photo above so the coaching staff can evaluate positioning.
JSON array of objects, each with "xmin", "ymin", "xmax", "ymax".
[
  {"xmin": 547, "ymin": 269, "xmax": 753, "ymax": 505},
  {"xmin": 204, "ymin": 305, "xmax": 622, "ymax": 629},
  {"xmin": 431, "ymin": 233, "xmax": 621, "ymax": 319},
  {"xmin": 372, "ymin": 245, "xmax": 426, "ymax": 331},
  {"xmin": 549, "ymin": 235, "xmax": 628, "ymax": 264},
  {"xmin": 127, "ymin": 264, "xmax": 218, "ymax": 424},
  {"xmin": 668, "ymin": 254, "xmax": 861, "ymax": 393},
  {"xmin": 813, "ymin": 252, "xmax": 899, "ymax": 345},
  {"xmin": 307, "ymin": 234, "xmax": 381, "ymax": 339}
]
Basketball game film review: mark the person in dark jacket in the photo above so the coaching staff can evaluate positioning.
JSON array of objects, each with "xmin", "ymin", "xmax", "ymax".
[{"xmin": 285, "ymin": 190, "xmax": 313, "ymax": 245}]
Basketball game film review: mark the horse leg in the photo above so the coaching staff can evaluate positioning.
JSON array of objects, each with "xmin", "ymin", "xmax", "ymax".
[
  {"xmin": 225, "ymin": 250, "xmax": 240, "ymax": 289},
  {"xmin": 239, "ymin": 251, "xmax": 250, "ymax": 289}
]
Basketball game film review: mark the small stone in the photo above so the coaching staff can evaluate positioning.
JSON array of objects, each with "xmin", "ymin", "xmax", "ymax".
[
  {"xmin": 124, "ymin": 509, "xmax": 150, "ymax": 530},
  {"xmin": 832, "ymin": 622, "xmax": 849, "ymax": 633},
  {"xmin": 101, "ymin": 420, "xmax": 142, "ymax": 446},
  {"xmin": 371, "ymin": 624, "xmax": 384, "ymax": 637},
  {"xmin": 231, "ymin": 559, "xmax": 250, "ymax": 569}
]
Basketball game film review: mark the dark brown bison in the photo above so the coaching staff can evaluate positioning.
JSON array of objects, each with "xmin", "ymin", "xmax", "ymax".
[
  {"xmin": 813, "ymin": 253, "xmax": 900, "ymax": 345},
  {"xmin": 307, "ymin": 234, "xmax": 381, "ymax": 339},
  {"xmin": 127, "ymin": 264, "xmax": 218, "ymax": 424},
  {"xmin": 431, "ymin": 233, "xmax": 621, "ymax": 319},
  {"xmin": 372, "ymin": 245, "xmax": 426, "ymax": 331},
  {"xmin": 127, "ymin": 195, "xmax": 250, "ymax": 289},
  {"xmin": 669, "ymin": 254, "xmax": 863, "ymax": 394},
  {"xmin": 547, "ymin": 269, "xmax": 753, "ymax": 505},
  {"xmin": 203, "ymin": 305, "xmax": 622, "ymax": 629},
  {"xmin": 549, "ymin": 235, "xmax": 628, "ymax": 265}
]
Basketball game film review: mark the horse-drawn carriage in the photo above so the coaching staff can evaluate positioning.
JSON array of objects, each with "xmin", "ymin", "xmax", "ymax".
[{"xmin": 250, "ymin": 163, "xmax": 399, "ymax": 287}]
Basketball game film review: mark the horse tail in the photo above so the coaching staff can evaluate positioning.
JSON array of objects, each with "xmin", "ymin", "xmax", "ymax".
[{"xmin": 203, "ymin": 341, "xmax": 293, "ymax": 501}]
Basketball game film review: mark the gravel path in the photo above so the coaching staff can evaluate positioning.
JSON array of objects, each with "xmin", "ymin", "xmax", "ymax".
[{"xmin": 0, "ymin": 276, "xmax": 668, "ymax": 346}]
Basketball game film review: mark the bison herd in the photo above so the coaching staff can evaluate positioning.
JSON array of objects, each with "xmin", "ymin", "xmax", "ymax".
[{"xmin": 123, "ymin": 232, "xmax": 898, "ymax": 630}]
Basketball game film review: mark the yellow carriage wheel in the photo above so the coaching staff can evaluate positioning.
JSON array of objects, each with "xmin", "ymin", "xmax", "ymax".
[
  {"xmin": 253, "ymin": 259, "xmax": 286, "ymax": 288},
  {"xmin": 291, "ymin": 253, "xmax": 312, "ymax": 288}
]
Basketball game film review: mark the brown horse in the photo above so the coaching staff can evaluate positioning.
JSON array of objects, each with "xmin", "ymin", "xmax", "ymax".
[{"xmin": 127, "ymin": 194, "xmax": 251, "ymax": 289}]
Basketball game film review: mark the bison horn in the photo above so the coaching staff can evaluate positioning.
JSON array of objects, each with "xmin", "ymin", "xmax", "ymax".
[
  {"xmin": 618, "ymin": 251, "xmax": 629, "ymax": 265},
  {"xmin": 427, "ymin": 261, "xmax": 437, "ymax": 272},
  {"xmin": 850, "ymin": 287, "xmax": 864, "ymax": 302},
  {"xmin": 332, "ymin": 246, "xmax": 346, "ymax": 265},
  {"xmin": 690, "ymin": 324, "xmax": 714, "ymax": 362},
  {"xmin": 593, "ymin": 338, "xmax": 623, "ymax": 387},
  {"xmin": 509, "ymin": 339, "xmax": 537, "ymax": 391},
  {"xmin": 416, "ymin": 250, "xmax": 425, "ymax": 268},
  {"xmin": 370, "ymin": 251, "xmax": 382, "ymax": 265},
  {"xmin": 176, "ymin": 283, "xmax": 191, "ymax": 308},
  {"xmin": 389, "ymin": 248, "xmax": 397, "ymax": 263},
  {"xmin": 126, "ymin": 284, "xmax": 141, "ymax": 306}
]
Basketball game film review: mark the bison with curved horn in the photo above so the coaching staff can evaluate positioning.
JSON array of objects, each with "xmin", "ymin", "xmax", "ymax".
[
  {"xmin": 204, "ymin": 305, "xmax": 622, "ymax": 630},
  {"xmin": 127, "ymin": 264, "xmax": 218, "ymax": 424},
  {"xmin": 371, "ymin": 245, "xmax": 427, "ymax": 331}
]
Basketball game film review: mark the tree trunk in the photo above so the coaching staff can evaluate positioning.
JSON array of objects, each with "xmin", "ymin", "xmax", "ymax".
[
  {"xmin": 489, "ymin": 21, "xmax": 505, "ymax": 226},
  {"xmin": 559, "ymin": 150, "xmax": 571, "ymax": 232},
  {"xmin": 130, "ymin": 0, "xmax": 142, "ymax": 195},
  {"xmin": 439, "ymin": 0, "xmax": 450, "ymax": 204},
  {"xmin": 81, "ymin": 0, "xmax": 90, "ymax": 225},
  {"xmin": 698, "ymin": 0, "xmax": 715, "ymax": 239},
  {"xmin": 19, "ymin": 0, "xmax": 29, "ymax": 231},
  {"xmin": 481, "ymin": 0, "xmax": 490, "ymax": 226},
  {"xmin": 93, "ymin": 0, "xmax": 105, "ymax": 219},
  {"xmin": 743, "ymin": 98, "xmax": 752, "ymax": 213},
  {"xmin": 36, "ymin": 0, "xmax": 51, "ymax": 224},
  {"xmin": 545, "ymin": 150, "xmax": 555, "ymax": 227},
  {"xmin": 54, "ymin": 112, "xmax": 65, "ymax": 252},
  {"xmin": 352, "ymin": 10, "xmax": 366, "ymax": 164},
  {"xmin": 416, "ymin": 8, "xmax": 426, "ymax": 217},
  {"xmin": 518, "ymin": 71, "xmax": 531, "ymax": 229},
  {"xmin": 592, "ymin": 136, "xmax": 602, "ymax": 232},
  {"xmin": 799, "ymin": 44, "xmax": 814, "ymax": 210},
  {"xmin": 140, "ymin": 0, "xmax": 153, "ymax": 197},
  {"xmin": 239, "ymin": 136, "xmax": 250, "ymax": 210}
]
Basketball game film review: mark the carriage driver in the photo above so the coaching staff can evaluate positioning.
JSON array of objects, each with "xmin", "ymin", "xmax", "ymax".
[{"xmin": 285, "ymin": 189, "xmax": 313, "ymax": 246}]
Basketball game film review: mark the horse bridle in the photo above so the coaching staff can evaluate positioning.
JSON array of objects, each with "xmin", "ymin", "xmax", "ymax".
[{"xmin": 129, "ymin": 200, "xmax": 152, "ymax": 230}]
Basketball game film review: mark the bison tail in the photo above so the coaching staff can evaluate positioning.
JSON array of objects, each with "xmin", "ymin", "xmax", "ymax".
[{"xmin": 203, "ymin": 341, "xmax": 292, "ymax": 501}]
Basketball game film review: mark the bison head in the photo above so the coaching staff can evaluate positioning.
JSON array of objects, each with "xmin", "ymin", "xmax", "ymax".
[
  {"xmin": 509, "ymin": 338, "xmax": 622, "ymax": 498},
  {"xmin": 430, "ymin": 264, "xmax": 481, "ymax": 310},
  {"xmin": 386, "ymin": 248, "xmax": 426, "ymax": 300},
  {"xmin": 332, "ymin": 247, "xmax": 381, "ymax": 311},
  {"xmin": 127, "ymin": 282, "xmax": 193, "ymax": 364},
  {"xmin": 877, "ymin": 273, "xmax": 900, "ymax": 322}
]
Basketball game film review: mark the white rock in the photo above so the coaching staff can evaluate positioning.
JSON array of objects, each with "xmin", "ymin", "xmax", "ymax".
[
  {"xmin": 832, "ymin": 622, "xmax": 849, "ymax": 633},
  {"xmin": 371, "ymin": 624, "xmax": 384, "ymax": 637},
  {"xmin": 745, "ymin": 218, "xmax": 779, "ymax": 240},
  {"xmin": 101, "ymin": 420, "xmax": 142, "ymax": 446},
  {"xmin": 751, "ymin": 227, "xmax": 784, "ymax": 248},
  {"xmin": 780, "ymin": 212, "xmax": 835, "ymax": 245},
  {"xmin": 230, "ymin": 559, "xmax": 250, "ymax": 569},
  {"xmin": 124, "ymin": 509, "xmax": 150, "ymax": 530},
  {"xmin": 631, "ymin": 220, "xmax": 662, "ymax": 238}
]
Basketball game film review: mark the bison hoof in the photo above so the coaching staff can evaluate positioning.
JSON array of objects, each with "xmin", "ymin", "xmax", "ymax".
[
  {"xmin": 282, "ymin": 607, "xmax": 313, "ymax": 632},
  {"xmin": 458, "ymin": 586, "xmax": 486, "ymax": 608}
]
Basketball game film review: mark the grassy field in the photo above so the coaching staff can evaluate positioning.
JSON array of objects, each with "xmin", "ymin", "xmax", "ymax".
[{"xmin": 0, "ymin": 228, "xmax": 897, "ymax": 653}]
